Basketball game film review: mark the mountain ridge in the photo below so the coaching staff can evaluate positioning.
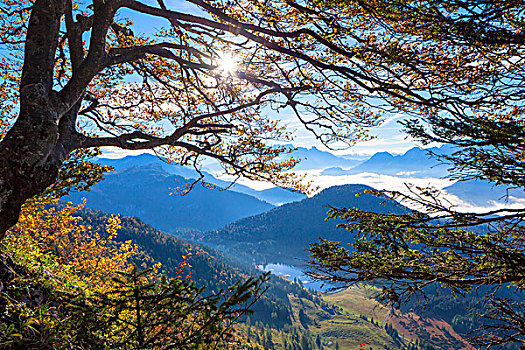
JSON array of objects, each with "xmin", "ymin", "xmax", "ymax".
[
  {"xmin": 64, "ymin": 163, "xmax": 274, "ymax": 232},
  {"xmin": 321, "ymin": 145, "xmax": 453, "ymax": 178},
  {"xmin": 197, "ymin": 184, "xmax": 410, "ymax": 266},
  {"xmin": 96, "ymin": 154, "xmax": 306, "ymax": 205}
]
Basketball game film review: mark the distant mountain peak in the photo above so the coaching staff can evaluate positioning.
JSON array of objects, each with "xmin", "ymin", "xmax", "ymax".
[
  {"xmin": 369, "ymin": 151, "xmax": 393, "ymax": 159},
  {"xmin": 96, "ymin": 156, "xmax": 305, "ymax": 206},
  {"xmin": 316, "ymin": 183, "xmax": 374, "ymax": 197},
  {"xmin": 404, "ymin": 146, "xmax": 423, "ymax": 154}
]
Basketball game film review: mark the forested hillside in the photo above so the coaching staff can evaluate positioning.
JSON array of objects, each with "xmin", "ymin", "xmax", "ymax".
[
  {"xmin": 77, "ymin": 208, "xmax": 468, "ymax": 349},
  {"xmin": 78, "ymin": 208, "xmax": 306, "ymax": 328},
  {"xmin": 199, "ymin": 184, "xmax": 409, "ymax": 265}
]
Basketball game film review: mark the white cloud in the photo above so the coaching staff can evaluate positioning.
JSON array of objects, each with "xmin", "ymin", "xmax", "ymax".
[
  {"xmin": 301, "ymin": 170, "xmax": 454, "ymax": 193},
  {"xmin": 99, "ymin": 147, "xmax": 153, "ymax": 159},
  {"xmin": 440, "ymin": 191, "xmax": 525, "ymax": 214},
  {"xmin": 302, "ymin": 170, "xmax": 525, "ymax": 214}
]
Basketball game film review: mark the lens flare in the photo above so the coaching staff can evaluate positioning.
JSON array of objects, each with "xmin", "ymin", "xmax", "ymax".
[{"xmin": 217, "ymin": 52, "xmax": 237, "ymax": 75}]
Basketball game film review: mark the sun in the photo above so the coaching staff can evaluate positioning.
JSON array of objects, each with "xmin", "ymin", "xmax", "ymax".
[{"xmin": 216, "ymin": 51, "xmax": 237, "ymax": 75}]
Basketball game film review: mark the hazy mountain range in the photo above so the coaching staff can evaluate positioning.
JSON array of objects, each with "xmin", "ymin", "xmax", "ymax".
[
  {"xmin": 79, "ymin": 144, "xmax": 525, "ymax": 236},
  {"xmin": 321, "ymin": 145, "xmax": 453, "ymax": 178},
  {"xmin": 76, "ymin": 144, "xmax": 523, "ymax": 238},
  {"xmin": 278, "ymin": 145, "xmax": 363, "ymax": 170}
]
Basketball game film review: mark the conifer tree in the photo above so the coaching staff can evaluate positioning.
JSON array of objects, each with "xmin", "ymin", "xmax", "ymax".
[
  {"xmin": 304, "ymin": 2, "xmax": 525, "ymax": 347},
  {"xmin": 77, "ymin": 266, "xmax": 268, "ymax": 349}
]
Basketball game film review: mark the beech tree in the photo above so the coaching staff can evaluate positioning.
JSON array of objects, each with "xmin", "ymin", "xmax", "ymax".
[
  {"xmin": 0, "ymin": 0, "xmax": 381, "ymax": 237},
  {"xmin": 5, "ymin": 0, "xmax": 507, "ymax": 239},
  {"xmin": 3, "ymin": 0, "xmax": 525, "ymax": 344},
  {"xmin": 303, "ymin": 1, "xmax": 525, "ymax": 347}
]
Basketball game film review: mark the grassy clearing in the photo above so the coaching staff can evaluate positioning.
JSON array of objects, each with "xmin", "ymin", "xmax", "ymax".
[{"xmin": 237, "ymin": 284, "xmax": 471, "ymax": 349}]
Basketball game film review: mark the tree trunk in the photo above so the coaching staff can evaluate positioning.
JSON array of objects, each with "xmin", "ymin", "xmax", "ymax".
[
  {"xmin": 0, "ymin": 0, "xmax": 67, "ymax": 239},
  {"xmin": 0, "ymin": 108, "xmax": 62, "ymax": 239}
]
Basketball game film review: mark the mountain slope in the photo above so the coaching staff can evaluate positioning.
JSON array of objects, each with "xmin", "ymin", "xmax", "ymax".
[
  {"xmin": 78, "ymin": 208, "xmax": 310, "ymax": 328},
  {"xmin": 335, "ymin": 146, "xmax": 452, "ymax": 178},
  {"xmin": 96, "ymin": 154, "xmax": 306, "ymax": 205},
  {"xmin": 320, "ymin": 287, "xmax": 473, "ymax": 350},
  {"xmin": 282, "ymin": 145, "xmax": 362, "ymax": 170},
  {"xmin": 199, "ymin": 184, "xmax": 410, "ymax": 265},
  {"xmin": 65, "ymin": 163, "xmax": 274, "ymax": 232}
]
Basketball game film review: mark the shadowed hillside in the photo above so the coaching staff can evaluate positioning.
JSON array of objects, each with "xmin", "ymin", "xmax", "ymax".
[
  {"xmin": 65, "ymin": 163, "xmax": 274, "ymax": 232},
  {"xmin": 198, "ymin": 184, "xmax": 410, "ymax": 266}
]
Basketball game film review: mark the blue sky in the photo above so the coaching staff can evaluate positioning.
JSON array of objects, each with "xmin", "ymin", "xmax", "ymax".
[
  {"xmin": 112, "ymin": 0, "xmax": 419, "ymax": 158},
  {"xmin": 0, "ymin": 0, "xmax": 420, "ymax": 159},
  {"xmin": 101, "ymin": 112, "xmax": 417, "ymax": 159},
  {"xmin": 281, "ymin": 112, "xmax": 416, "ymax": 156}
]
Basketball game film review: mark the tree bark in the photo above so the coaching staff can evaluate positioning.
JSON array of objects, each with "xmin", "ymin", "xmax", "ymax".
[{"xmin": 0, "ymin": 0, "xmax": 67, "ymax": 239}]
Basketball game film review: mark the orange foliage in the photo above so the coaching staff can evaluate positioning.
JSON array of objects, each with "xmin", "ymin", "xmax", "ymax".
[{"xmin": 6, "ymin": 199, "xmax": 137, "ymax": 293}]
